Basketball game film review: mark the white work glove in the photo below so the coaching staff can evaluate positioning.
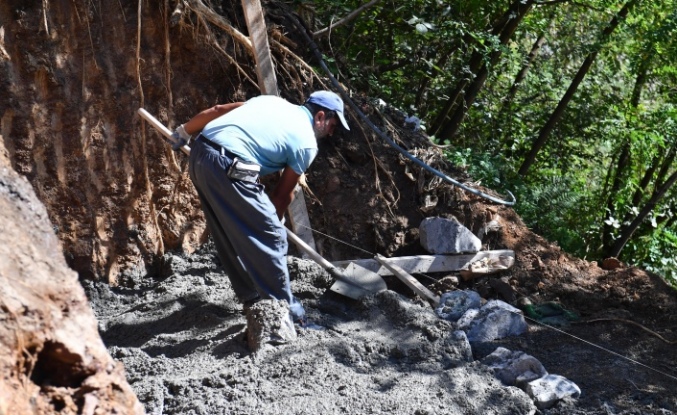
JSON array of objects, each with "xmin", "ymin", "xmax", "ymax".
[{"xmin": 171, "ymin": 124, "xmax": 191, "ymax": 151}]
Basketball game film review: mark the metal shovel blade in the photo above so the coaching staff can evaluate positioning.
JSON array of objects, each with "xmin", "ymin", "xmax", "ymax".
[
  {"xmin": 330, "ymin": 262, "xmax": 387, "ymax": 300},
  {"xmin": 286, "ymin": 228, "xmax": 387, "ymax": 300}
]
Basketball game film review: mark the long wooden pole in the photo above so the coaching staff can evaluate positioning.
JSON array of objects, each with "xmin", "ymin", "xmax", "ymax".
[
  {"xmin": 241, "ymin": 0, "xmax": 317, "ymax": 252},
  {"xmin": 375, "ymin": 254, "xmax": 440, "ymax": 307},
  {"xmin": 241, "ymin": 0, "xmax": 278, "ymax": 95}
]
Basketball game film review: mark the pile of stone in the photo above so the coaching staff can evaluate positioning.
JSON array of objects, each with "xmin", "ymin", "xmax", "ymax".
[
  {"xmin": 420, "ymin": 217, "xmax": 580, "ymax": 410},
  {"xmin": 435, "ymin": 290, "xmax": 581, "ymax": 410}
]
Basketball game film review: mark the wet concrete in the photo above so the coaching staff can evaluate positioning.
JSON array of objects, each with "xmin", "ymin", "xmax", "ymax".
[{"xmin": 83, "ymin": 245, "xmax": 535, "ymax": 415}]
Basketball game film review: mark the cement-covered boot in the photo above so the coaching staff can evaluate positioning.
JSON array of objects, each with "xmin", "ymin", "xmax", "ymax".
[{"xmin": 245, "ymin": 299, "xmax": 297, "ymax": 351}]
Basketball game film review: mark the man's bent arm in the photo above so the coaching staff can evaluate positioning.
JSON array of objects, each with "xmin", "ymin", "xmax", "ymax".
[
  {"xmin": 270, "ymin": 167, "xmax": 301, "ymax": 220},
  {"xmin": 183, "ymin": 102, "xmax": 245, "ymax": 135}
]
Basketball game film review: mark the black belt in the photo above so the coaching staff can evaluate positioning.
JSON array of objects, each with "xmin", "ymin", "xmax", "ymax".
[
  {"xmin": 197, "ymin": 134, "xmax": 261, "ymax": 183},
  {"xmin": 197, "ymin": 134, "xmax": 237, "ymax": 159}
]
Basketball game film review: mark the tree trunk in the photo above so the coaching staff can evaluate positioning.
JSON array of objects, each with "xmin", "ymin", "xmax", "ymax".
[
  {"xmin": 600, "ymin": 57, "xmax": 651, "ymax": 249},
  {"xmin": 600, "ymin": 143, "xmax": 631, "ymax": 248},
  {"xmin": 429, "ymin": 60, "xmax": 479, "ymax": 136},
  {"xmin": 499, "ymin": 32, "xmax": 548, "ymax": 121},
  {"xmin": 631, "ymin": 150, "xmax": 671, "ymax": 207},
  {"xmin": 518, "ymin": 0, "xmax": 640, "ymax": 176},
  {"xmin": 432, "ymin": 0, "xmax": 534, "ymax": 140},
  {"xmin": 415, "ymin": 48, "xmax": 451, "ymax": 117},
  {"xmin": 606, "ymin": 168, "xmax": 677, "ymax": 258}
]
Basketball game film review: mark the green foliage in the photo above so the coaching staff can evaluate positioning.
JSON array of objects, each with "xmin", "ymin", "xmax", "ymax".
[
  {"xmin": 302, "ymin": 0, "xmax": 677, "ymax": 287},
  {"xmin": 444, "ymin": 147, "xmax": 509, "ymax": 189},
  {"xmin": 627, "ymin": 228, "xmax": 677, "ymax": 287},
  {"xmin": 447, "ymin": 147, "xmax": 593, "ymax": 256},
  {"xmin": 302, "ymin": 0, "xmax": 512, "ymax": 118}
]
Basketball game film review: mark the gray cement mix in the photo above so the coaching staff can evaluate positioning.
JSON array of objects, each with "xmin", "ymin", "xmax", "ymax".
[{"xmin": 83, "ymin": 244, "xmax": 536, "ymax": 415}]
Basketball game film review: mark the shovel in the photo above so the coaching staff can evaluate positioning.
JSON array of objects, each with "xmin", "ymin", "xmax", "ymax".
[
  {"xmin": 285, "ymin": 228, "xmax": 387, "ymax": 300},
  {"xmin": 137, "ymin": 107, "xmax": 387, "ymax": 300}
]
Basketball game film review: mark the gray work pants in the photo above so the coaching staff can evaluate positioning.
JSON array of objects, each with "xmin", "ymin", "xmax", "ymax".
[{"xmin": 188, "ymin": 136, "xmax": 305, "ymax": 321}]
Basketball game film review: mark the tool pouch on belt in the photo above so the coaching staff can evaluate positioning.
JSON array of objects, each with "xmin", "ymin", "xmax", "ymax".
[{"xmin": 227, "ymin": 157, "xmax": 261, "ymax": 183}]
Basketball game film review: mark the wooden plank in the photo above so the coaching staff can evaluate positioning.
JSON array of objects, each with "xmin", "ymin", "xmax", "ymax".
[
  {"xmin": 332, "ymin": 250, "xmax": 515, "ymax": 276},
  {"xmin": 375, "ymin": 254, "xmax": 440, "ymax": 306},
  {"xmin": 241, "ymin": 0, "xmax": 316, "ymax": 252},
  {"xmin": 241, "ymin": 0, "xmax": 278, "ymax": 95},
  {"xmin": 286, "ymin": 186, "xmax": 316, "ymax": 253}
]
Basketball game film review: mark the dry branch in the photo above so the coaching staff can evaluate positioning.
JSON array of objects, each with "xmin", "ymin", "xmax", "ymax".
[
  {"xmin": 313, "ymin": 0, "xmax": 381, "ymax": 37},
  {"xmin": 184, "ymin": 0, "xmax": 253, "ymax": 53},
  {"xmin": 210, "ymin": 40, "xmax": 259, "ymax": 89},
  {"xmin": 271, "ymin": 39, "xmax": 325, "ymax": 86}
]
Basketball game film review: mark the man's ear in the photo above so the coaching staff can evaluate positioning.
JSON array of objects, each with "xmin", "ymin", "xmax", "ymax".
[{"xmin": 314, "ymin": 110, "xmax": 327, "ymax": 124}]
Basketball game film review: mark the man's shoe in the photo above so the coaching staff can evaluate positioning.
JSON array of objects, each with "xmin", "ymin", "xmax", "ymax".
[
  {"xmin": 245, "ymin": 299, "xmax": 297, "ymax": 351},
  {"xmin": 242, "ymin": 296, "xmax": 261, "ymax": 315}
]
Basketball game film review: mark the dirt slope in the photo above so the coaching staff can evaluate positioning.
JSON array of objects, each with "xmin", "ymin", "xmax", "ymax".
[{"xmin": 0, "ymin": 154, "xmax": 143, "ymax": 414}]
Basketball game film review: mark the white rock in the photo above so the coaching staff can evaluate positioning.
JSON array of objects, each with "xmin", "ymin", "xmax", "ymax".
[
  {"xmin": 419, "ymin": 217, "xmax": 481, "ymax": 254},
  {"xmin": 481, "ymin": 347, "xmax": 547, "ymax": 386},
  {"xmin": 526, "ymin": 374, "xmax": 581, "ymax": 409},
  {"xmin": 465, "ymin": 300, "xmax": 528, "ymax": 343}
]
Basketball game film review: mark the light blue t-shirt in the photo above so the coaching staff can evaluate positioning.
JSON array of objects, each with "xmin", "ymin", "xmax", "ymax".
[{"xmin": 202, "ymin": 95, "xmax": 318, "ymax": 176}]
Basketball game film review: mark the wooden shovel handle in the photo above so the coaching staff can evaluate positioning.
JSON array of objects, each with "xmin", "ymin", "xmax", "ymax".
[
  {"xmin": 375, "ymin": 254, "xmax": 440, "ymax": 306},
  {"xmin": 137, "ymin": 108, "xmax": 191, "ymax": 155}
]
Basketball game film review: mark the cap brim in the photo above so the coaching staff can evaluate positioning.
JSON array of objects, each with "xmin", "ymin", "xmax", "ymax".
[{"xmin": 337, "ymin": 111, "xmax": 350, "ymax": 131}]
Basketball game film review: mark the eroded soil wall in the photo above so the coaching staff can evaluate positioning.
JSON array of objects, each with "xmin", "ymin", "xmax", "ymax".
[
  {"xmin": 0, "ymin": 0, "xmax": 255, "ymax": 282},
  {"xmin": 0, "ymin": 154, "xmax": 144, "ymax": 414}
]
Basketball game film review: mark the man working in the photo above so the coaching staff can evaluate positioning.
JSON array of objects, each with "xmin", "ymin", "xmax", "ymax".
[{"xmin": 171, "ymin": 91, "xmax": 349, "ymax": 332}]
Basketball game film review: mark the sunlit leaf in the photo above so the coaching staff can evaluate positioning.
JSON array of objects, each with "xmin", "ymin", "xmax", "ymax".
[{"xmin": 416, "ymin": 23, "xmax": 428, "ymax": 34}]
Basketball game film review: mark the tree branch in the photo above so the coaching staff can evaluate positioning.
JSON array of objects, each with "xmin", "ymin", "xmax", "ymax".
[
  {"xmin": 184, "ymin": 0, "xmax": 253, "ymax": 52},
  {"xmin": 534, "ymin": 0, "xmax": 606, "ymax": 12},
  {"xmin": 313, "ymin": 0, "xmax": 381, "ymax": 37}
]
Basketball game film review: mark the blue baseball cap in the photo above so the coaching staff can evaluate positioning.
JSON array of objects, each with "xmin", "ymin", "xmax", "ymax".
[{"xmin": 306, "ymin": 91, "xmax": 350, "ymax": 130}]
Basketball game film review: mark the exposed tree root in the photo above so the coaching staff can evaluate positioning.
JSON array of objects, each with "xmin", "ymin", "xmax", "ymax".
[
  {"xmin": 209, "ymin": 40, "xmax": 259, "ymax": 90},
  {"xmin": 184, "ymin": 0, "xmax": 253, "ymax": 52},
  {"xmin": 359, "ymin": 120, "xmax": 399, "ymax": 218}
]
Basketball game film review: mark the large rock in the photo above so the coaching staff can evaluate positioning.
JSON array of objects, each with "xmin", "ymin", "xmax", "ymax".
[
  {"xmin": 434, "ymin": 290, "xmax": 482, "ymax": 321},
  {"xmin": 0, "ymin": 162, "xmax": 144, "ymax": 414},
  {"xmin": 419, "ymin": 217, "xmax": 482, "ymax": 254},
  {"xmin": 458, "ymin": 300, "xmax": 528, "ymax": 343},
  {"xmin": 481, "ymin": 347, "xmax": 547, "ymax": 386}
]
